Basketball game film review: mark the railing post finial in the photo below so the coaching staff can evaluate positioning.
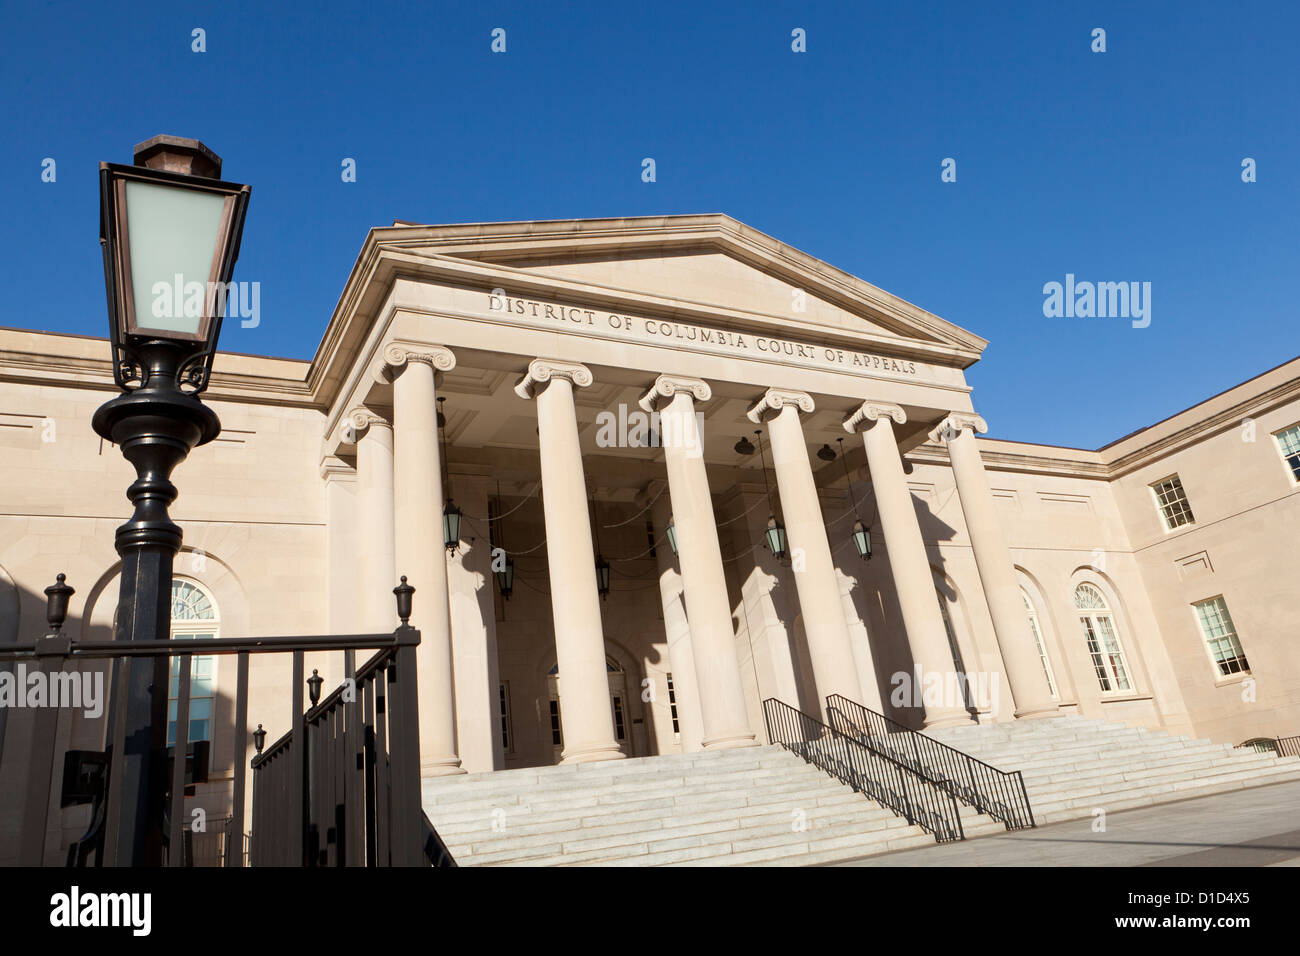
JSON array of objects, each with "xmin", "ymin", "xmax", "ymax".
[
  {"xmin": 393, "ymin": 575, "xmax": 414, "ymax": 627},
  {"xmin": 44, "ymin": 573, "xmax": 74, "ymax": 634}
]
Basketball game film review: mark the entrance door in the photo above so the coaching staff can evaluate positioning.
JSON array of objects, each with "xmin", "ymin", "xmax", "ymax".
[{"xmin": 546, "ymin": 658, "xmax": 632, "ymax": 763}]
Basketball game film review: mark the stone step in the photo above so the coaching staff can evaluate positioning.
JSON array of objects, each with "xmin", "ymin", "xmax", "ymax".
[
  {"xmin": 1028, "ymin": 759, "xmax": 1300, "ymax": 821},
  {"xmin": 420, "ymin": 712, "xmax": 1300, "ymax": 866},
  {"xmin": 423, "ymin": 755, "xmax": 816, "ymax": 806},
  {"xmin": 450, "ymin": 797, "xmax": 906, "ymax": 855},
  {"xmin": 467, "ymin": 801, "xmax": 920, "ymax": 866},
  {"xmin": 1012, "ymin": 746, "xmax": 1266, "ymax": 785}
]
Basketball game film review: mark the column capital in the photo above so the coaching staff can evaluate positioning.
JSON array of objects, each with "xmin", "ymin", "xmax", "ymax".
[
  {"xmin": 746, "ymin": 388, "xmax": 815, "ymax": 424},
  {"xmin": 638, "ymin": 374, "xmax": 711, "ymax": 413},
  {"xmin": 928, "ymin": 411, "xmax": 989, "ymax": 444},
  {"xmin": 514, "ymin": 358, "xmax": 593, "ymax": 399},
  {"xmin": 343, "ymin": 407, "xmax": 392, "ymax": 443},
  {"xmin": 843, "ymin": 401, "xmax": 906, "ymax": 433},
  {"xmin": 381, "ymin": 341, "xmax": 456, "ymax": 376}
]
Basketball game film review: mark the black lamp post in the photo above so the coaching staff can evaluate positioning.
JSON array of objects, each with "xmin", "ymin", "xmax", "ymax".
[
  {"xmin": 838, "ymin": 437, "xmax": 872, "ymax": 560},
  {"xmin": 595, "ymin": 555, "xmax": 611, "ymax": 600},
  {"xmin": 93, "ymin": 136, "xmax": 250, "ymax": 866},
  {"xmin": 754, "ymin": 429, "xmax": 787, "ymax": 561},
  {"xmin": 495, "ymin": 555, "xmax": 515, "ymax": 600},
  {"xmin": 442, "ymin": 501, "xmax": 462, "ymax": 554}
]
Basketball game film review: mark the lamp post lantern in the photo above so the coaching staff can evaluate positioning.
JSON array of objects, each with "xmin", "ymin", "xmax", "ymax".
[{"xmin": 93, "ymin": 136, "xmax": 250, "ymax": 866}]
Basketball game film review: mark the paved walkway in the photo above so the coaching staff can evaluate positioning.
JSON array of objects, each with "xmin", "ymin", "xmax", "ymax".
[{"xmin": 832, "ymin": 780, "xmax": 1300, "ymax": 867}]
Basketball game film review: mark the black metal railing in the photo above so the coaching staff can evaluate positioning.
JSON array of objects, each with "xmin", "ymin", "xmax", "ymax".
[
  {"xmin": 763, "ymin": 698, "xmax": 964, "ymax": 844},
  {"xmin": 826, "ymin": 694, "xmax": 1035, "ymax": 831},
  {"xmin": 250, "ymin": 635, "xmax": 437, "ymax": 867},
  {"xmin": 1277, "ymin": 735, "xmax": 1300, "ymax": 759},
  {"xmin": 4, "ymin": 572, "xmax": 452, "ymax": 867}
]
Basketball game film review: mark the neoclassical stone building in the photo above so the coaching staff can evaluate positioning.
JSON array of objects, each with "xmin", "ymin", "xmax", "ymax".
[{"xmin": 1, "ymin": 214, "xmax": 1297, "ymax": 862}]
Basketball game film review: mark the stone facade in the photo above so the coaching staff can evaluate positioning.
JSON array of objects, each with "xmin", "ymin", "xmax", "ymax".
[{"xmin": 1, "ymin": 215, "xmax": 1296, "ymax": 863}]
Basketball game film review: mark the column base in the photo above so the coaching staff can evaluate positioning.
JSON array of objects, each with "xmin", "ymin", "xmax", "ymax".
[
  {"xmin": 1013, "ymin": 704, "xmax": 1062, "ymax": 720},
  {"xmin": 421, "ymin": 756, "xmax": 466, "ymax": 777},
  {"xmin": 560, "ymin": 743, "xmax": 627, "ymax": 765},
  {"xmin": 701, "ymin": 731, "xmax": 758, "ymax": 750},
  {"xmin": 920, "ymin": 710, "xmax": 979, "ymax": 730}
]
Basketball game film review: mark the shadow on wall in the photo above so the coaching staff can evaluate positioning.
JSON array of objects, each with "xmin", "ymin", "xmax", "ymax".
[
  {"xmin": 0, "ymin": 563, "xmax": 252, "ymax": 866},
  {"xmin": 848, "ymin": 478, "xmax": 967, "ymax": 730}
]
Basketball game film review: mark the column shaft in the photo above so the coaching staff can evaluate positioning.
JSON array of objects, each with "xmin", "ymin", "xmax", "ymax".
[
  {"xmin": 946, "ymin": 424, "xmax": 1058, "ymax": 718},
  {"xmin": 355, "ymin": 416, "xmax": 395, "ymax": 633},
  {"xmin": 758, "ymin": 397, "xmax": 863, "ymax": 711},
  {"xmin": 852, "ymin": 405, "xmax": 974, "ymax": 728},
  {"xmin": 521, "ymin": 364, "xmax": 624, "ymax": 764},
  {"xmin": 649, "ymin": 490, "xmax": 704, "ymax": 753},
  {"xmin": 658, "ymin": 390, "xmax": 756, "ymax": 749},
  {"xmin": 392, "ymin": 358, "xmax": 463, "ymax": 774}
]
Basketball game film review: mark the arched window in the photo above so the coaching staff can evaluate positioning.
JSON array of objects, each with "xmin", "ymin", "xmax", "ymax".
[
  {"xmin": 169, "ymin": 579, "xmax": 218, "ymax": 746},
  {"xmin": 1022, "ymin": 588, "xmax": 1059, "ymax": 699},
  {"xmin": 1073, "ymin": 583, "xmax": 1132, "ymax": 693}
]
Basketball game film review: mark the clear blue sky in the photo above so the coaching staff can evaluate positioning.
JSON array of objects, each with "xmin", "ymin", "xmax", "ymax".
[{"xmin": 3, "ymin": 1, "xmax": 1296, "ymax": 448}]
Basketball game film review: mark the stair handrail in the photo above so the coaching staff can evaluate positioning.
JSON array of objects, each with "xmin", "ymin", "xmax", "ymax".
[
  {"xmin": 762, "ymin": 698, "xmax": 965, "ymax": 844},
  {"xmin": 826, "ymin": 693, "xmax": 1035, "ymax": 831}
]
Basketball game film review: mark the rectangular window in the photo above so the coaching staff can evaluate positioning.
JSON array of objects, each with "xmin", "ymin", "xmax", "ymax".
[
  {"xmin": 548, "ymin": 699, "xmax": 562, "ymax": 746},
  {"xmin": 497, "ymin": 682, "xmax": 513, "ymax": 752},
  {"xmin": 1081, "ymin": 616, "xmax": 1132, "ymax": 693},
  {"xmin": 1194, "ymin": 597, "xmax": 1250, "ymax": 677},
  {"xmin": 611, "ymin": 695, "xmax": 626, "ymax": 741},
  {"xmin": 1151, "ymin": 475, "xmax": 1195, "ymax": 530},
  {"xmin": 1275, "ymin": 424, "xmax": 1300, "ymax": 483},
  {"xmin": 666, "ymin": 673, "xmax": 680, "ymax": 736},
  {"xmin": 167, "ymin": 633, "xmax": 216, "ymax": 746}
]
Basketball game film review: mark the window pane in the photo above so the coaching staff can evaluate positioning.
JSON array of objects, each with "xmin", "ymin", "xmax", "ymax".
[
  {"xmin": 1151, "ymin": 475, "xmax": 1195, "ymax": 529},
  {"xmin": 1276, "ymin": 424, "xmax": 1300, "ymax": 481},
  {"xmin": 1195, "ymin": 597, "xmax": 1250, "ymax": 676}
]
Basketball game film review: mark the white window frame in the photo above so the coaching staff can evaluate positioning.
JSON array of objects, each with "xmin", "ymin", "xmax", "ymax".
[
  {"xmin": 1150, "ymin": 474, "xmax": 1196, "ymax": 531},
  {"xmin": 1192, "ymin": 595, "xmax": 1251, "ymax": 679},
  {"xmin": 1021, "ymin": 588, "xmax": 1059, "ymax": 700},
  {"xmin": 168, "ymin": 578, "xmax": 219, "ymax": 747},
  {"xmin": 1273, "ymin": 423, "xmax": 1300, "ymax": 485},
  {"xmin": 1074, "ymin": 582, "xmax": 1134, "ymax": 694}
]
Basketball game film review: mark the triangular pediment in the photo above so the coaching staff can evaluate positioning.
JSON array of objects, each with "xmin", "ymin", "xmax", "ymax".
[{"xmin": 377, "ymin": 214, "xmax": 986, "ymax": 363}]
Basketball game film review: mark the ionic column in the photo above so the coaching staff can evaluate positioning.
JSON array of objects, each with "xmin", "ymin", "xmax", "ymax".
[
  {"xmin": 515, "ymin": 359, "xmax": 624, "ymax": 764},
  {"xmin": 386, "ymin": 343, "xmax": 463, "ymax": 775},
  {"xmin": 349, "ymin": 409, "xmax": 396, "ymax": 634},
  {"xmin": 321, "ymin": 456, "xmax": 359, "ymax": 689},
  {"xmin": 932, "ymin": 413, "xmax": 1058, "ymax": 719},
  {"xmin": 844, "ymin": 402, "xmax": 973, "ymax": 728},
  {"xmin": 641, "ymin": 377, "xmax": 756, "ymax": 750},
  {"xmin": 643, "ymin": 482, "xmax": 704, "ymax": 753},
  {"xmin": 747, "ymin": 389, "xmax": 863, "ymax": 711}
]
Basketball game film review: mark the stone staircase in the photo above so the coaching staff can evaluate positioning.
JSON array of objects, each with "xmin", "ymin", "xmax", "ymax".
[
  {"xmin": 925, "ymin": 714, "xmax": 1300, "ymax": 824},
  {"xmin": 421, "ymin": 714, "xmax": 1300, "ymax": 866},
  {"xmin": 421, "ymin": 745, "xmax": 999, "ymax": 867}
]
